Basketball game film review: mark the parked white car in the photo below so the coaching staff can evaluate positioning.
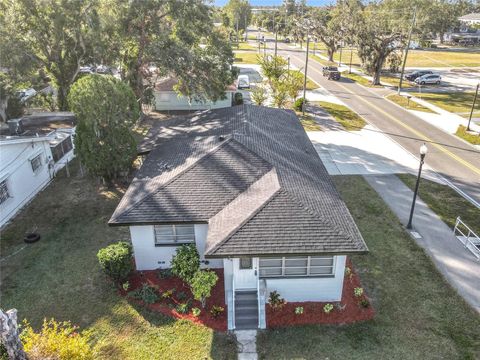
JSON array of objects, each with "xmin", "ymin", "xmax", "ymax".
[
  {"xmin": 414, "ymin": 74, "xmax": 441, "ymax": 85},
  {"xmin": 237, "ymin": 75, "xmax": 250, "ymax": 89}
]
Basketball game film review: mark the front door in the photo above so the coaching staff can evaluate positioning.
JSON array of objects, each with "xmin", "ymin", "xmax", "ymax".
[{"xmin": 234, "ymin": 257, "xmax": 258, "ymax": 290}]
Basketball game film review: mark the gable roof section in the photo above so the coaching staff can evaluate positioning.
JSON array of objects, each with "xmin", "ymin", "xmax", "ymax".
[
  {"xmin": 206, "ymin": 190, "xmax": 361, "ymax": 257},
  {"xmin": 110, "ymin": 105, "xmax": 368, "ymax": 255},
  {"xmin": 110, "ymin": 138, "xmax": 273, "ymax": 224}
]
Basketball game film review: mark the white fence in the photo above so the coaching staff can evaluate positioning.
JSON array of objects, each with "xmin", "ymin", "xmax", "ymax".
[{"xmin": 453, "ymin": 217, "xmax": 480, "ymax": 260}]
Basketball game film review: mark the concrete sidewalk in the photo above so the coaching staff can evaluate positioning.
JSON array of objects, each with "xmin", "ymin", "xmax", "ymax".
[{"xmin": 364, "ymin": 174, "xmax": 480, "ymax": 314}]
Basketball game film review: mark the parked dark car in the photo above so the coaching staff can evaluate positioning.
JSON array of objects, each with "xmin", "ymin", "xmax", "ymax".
[
  {"xmin": 284, "ymin": 38, "xmax": 291, "ymax": 43},
  {"xmin": 405, "ymin": 70, "xmax": 433, "ymax": 81},
  {"xmin": 322, "ymin": 66, "xmax": 341, "ymax": 81}
]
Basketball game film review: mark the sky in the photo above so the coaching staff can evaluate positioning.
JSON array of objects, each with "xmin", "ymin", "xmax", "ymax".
[{"xmin": 213, "ymin": 0, "xmax": 332, "ymax": 5}]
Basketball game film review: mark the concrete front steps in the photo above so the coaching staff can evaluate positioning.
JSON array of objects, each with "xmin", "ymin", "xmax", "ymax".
[{"xmin": 235, "ymin": 290, "xmax": 258, "ymax": 330}]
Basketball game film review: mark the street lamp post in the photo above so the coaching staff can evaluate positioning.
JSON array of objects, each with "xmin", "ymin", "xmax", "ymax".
[
  {"xmin": 302, "ymin": 33, "xmax": 310, "ymax": 116},
  {"xmin": 406, "ymin": 143, "xmax": 428, "ymax": 230}
]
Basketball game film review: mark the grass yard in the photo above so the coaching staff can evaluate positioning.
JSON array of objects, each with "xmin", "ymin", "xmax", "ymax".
[
  {"xmin": 342, "ymin": 72, "xmax": 381, "ymax": 88},
  {"xmin": 315, "ymin": 101, "xmax": 367, "ymax": 131},
  {"xmin": 233, "ymin": 42, "xmax": 257, "ymax": 51},
  {"xmin": 455, "ymin": 124, "xmax": 480, "ymax": 145},
  {"xmin": 406, "ymin": 50, "xmax": 480, "ymax": 68},
  {"xmin": 0, "ymin": 162, "xmax": 236, "ymax": 360},
  {"xmin": 257, "ymin": 175, "xmax": 480, "ymax": 360},
  {"xmin": 398, "ymin": 173, "xmax": 480, "ymax": 234},
  {"xmin": 297, "ymin": 113, "xmax": 323, "ymax": 131},
  {"xmin": 234, "ymin": 51, "xmax": 261, "ymax": 64},
  {"xmin": 385, "ymin": 94, "xmax": 435, "ymax": 113},
  {"xmin": 287, "ymin": 70, "xmax": 318, "ymax": 90},
  {"xmin": 411, "ymin": 91, "xmax": 480, "ymax": 118}
]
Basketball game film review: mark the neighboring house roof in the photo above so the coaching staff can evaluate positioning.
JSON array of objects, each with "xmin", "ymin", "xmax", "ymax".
[
  {"xmin": 459, "ymin": 13, "xmax": 480, "ymax": 21},
  {"xmin": 155, "ymin": 77, "xmax": 237, "ymax": 92},
  {"xmin": 110, "ymin": 105, "xmax": 368, "ymax": 256}
]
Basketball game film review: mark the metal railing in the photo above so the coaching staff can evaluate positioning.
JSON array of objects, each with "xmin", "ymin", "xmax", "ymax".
[
  {"xmin": 454, "ymin": 216, "xmax": 480, "ymax": 260},
  {"xmin": 257, "ymin": 278, "xmax": 266, "ymax": 329}
]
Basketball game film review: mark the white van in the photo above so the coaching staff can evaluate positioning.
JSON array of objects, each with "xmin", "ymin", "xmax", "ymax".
[{"xmin": 237, "ymin": 75, "xmax": 250, "ymax": 89}]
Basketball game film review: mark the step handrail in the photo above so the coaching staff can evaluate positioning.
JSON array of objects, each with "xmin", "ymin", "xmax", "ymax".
[{"xmin": 454, "ymin": 216, "xmax": 480, "ymax": 260}]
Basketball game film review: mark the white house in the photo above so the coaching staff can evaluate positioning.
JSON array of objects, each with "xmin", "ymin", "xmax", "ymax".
[
  {"xmin": 459, "ymin": 13, "xmax": 480, "ymax": 26},
  {"xmin": 0, "ymin": 115, "xmax": 75, "ymax": 228},
  {"xmin": 109, "ymin": 105, "xmax": 368, "ymax": 330},
  {"xmin": 154, "ymin": 77, "xmax": 236, "ymax": 111}
]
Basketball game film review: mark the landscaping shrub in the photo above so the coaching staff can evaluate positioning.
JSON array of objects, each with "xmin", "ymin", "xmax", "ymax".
[
  {"xmin": 171, "ymin": 244, "xmax": 200, "ymax": 283},
  {"xmin": 176, "ymin": 291, "xmax": 188, "ymax": 302},
  {"xmin": 176, "ymin": 302, "xmax": 190, "ymax": 314},
  {"xmin": 294, "ymin": 306, "xmax": 304, "ymax": 315},
  {"xmin": 268, "ymin": 291, "xmax": 286, "ymax": 310},
  {"xmin": 190, "ymin": 270, "xmax": 219, "ymax": 308},
  {"xmin": 233, "ymin": 92, "xmax": 243, "ymax": 105},
  {"xmin": 360, "ymin": 298, "xmax": 370, "ymax": 308},
  {"xmin": 96, "ymin": 241, "xmax": 133, "ymax": 283},
  {"xmin": 323, "ymin": 303, "xmax": 334, "ymax": 314},
  {"xmin": 354, "ymin": 287, "xmax": 364, "ymax": 297},
  {"xmin": 192, "ymin": 307, "xmax": 201, "ymax": 317},
  {"xmin": 157, "ymin": 268, "xmax": 173, "ymax": 279},
  {"xmin": 294, "ymin": 97, "xmax": 306, "ymax": 112},
  {"xmin": 161, "ymin": 288, "xmax": 175, "ymax": 299},
  {"xmin": 129, "ymin": 283, "xmax": 159, "ymax": 304},
  {"xmin": 21, "ymin": 319, "xmax": 94, "ymax": 360},
  {"xmin": 122, "ymin": 281, "xmax": 130, "ymax": 291},
  {"xmin": 210, "ymin": 305, "xmax": 224, "ymax": 319}
]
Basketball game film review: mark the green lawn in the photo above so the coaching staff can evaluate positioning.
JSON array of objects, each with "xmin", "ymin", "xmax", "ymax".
[
  {"xmin": 411, "ymin": 92, "xmax": 480, "ymax": 118},
  {"xmin": 455, "ymin": 125, "xmax": 480, "ymax": 145},
  {"xmin": 233, "ymin": 42, "xmax": 257, "ymax": 51},
  {"xmin": 314, "ymin": 101, "xmax": 367, "ymax": 131},
  {"xmin": 234, "ymin": 51, "xmax": 261, "ymax": 64},
  {"xmin": 398, "ymin": 174, "xmax": 480, "ymax": 234},
  {"xmin": 297, "ymin": 113, "xmax": 323, "ymax": 131},
  {"xmin": 327, "ymin": 48, "xmax": 480, "ymax": 68},
  {"xmin": 342, "ymin": 72, "xmax": 382, "ymax": 88},
  {"xmin": 385, "ymin": 94, "xmax": 435, "ymax": 113},
  {"xmin": 257, "ymin": 175, "xmax": 480, "ymax": 360},
  {"xmin": 0, "ymin": 162, "xmax": 236, "ymax": 360}
]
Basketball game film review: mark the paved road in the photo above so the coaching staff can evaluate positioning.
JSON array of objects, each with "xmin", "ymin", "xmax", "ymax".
[{"xmin": 262, "ymin": 39, "xmax": 480, "ymax": 206}]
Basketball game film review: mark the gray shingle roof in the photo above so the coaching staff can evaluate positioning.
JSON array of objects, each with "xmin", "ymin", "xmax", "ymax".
[{"xmin": 110, "ymin": 105, "xmax": 368, "ymax": 255}]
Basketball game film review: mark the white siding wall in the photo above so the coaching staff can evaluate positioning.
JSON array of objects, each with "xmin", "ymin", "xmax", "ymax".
[
  {"xmin": 0, "ymin": 140, "xmax": 53, "ymax": 227},
  {"xmin": 155, "ymin": 91, "xmax": 233, "ymax": 111},
  {"xmin": 130, "ymin": 224, "xmax": 223, "ymax": 270},
  {"xmin": 264, "ymin": 255, "xmax": 346, "ymax": 302}
]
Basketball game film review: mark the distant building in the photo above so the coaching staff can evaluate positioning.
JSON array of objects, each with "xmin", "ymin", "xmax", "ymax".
[
  {"xmin": 459, "ymin": 13, "xmax": 480, "ymax": 26},
  {"xmin": 0, "ymin": 113, "xmax": 76, "ymax": 227},
  {"xmin": 154, "ymin": 77, "xmax": 236, "ymax": 111}
]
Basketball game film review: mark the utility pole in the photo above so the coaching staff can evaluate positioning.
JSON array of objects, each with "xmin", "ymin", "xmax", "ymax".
[
  {"xmin": 302, "ymin": 33, "xmax": 310, "ymax": 116},
  {"xmin": 467, "ymin": 83, "xmax": 479, "ymax": 131},
  {"xmin": 349, "ymin": 46, "xmax": 353, "ymax": 74},
  {"xmin": 398, "ymin": 8, "xmax": 417, "ymax": 94},
  {"xmin": 244, "ymin": 13, "xmax": 248, "ymax": 42},
  {"xmin": 275, "ymin": 30, "xmax": 278, "ymax": 57}
]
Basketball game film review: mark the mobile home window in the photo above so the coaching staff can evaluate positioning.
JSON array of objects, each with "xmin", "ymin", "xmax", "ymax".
[
  {"xmin": 30, "ymin": 154, "xmax": 42, "ymax": 172},
  {"xmin": 154, "ymin": 224, "xmax": 195, "ymax": 245},
  {"xmin": 0, "ymin": 180, "xmax": 10, "ymax": 205},
  {"xmin": 259, "ymin": 256, "xmax": 335, "ymax": 278}
]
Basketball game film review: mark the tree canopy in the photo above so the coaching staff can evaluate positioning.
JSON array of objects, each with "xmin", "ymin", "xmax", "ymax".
[{"xmin": 68, "ymin": 75, "xmax": 139, "ymax": 181}]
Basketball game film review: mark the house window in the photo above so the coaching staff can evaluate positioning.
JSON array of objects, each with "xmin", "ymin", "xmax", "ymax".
[
  {"xmin": 154, "ymin": 224, "xmax": 195, "ymax": 245},
  {"xmin": 259, "ymin": 256, "xmax": 335, "ymax": 278},
  {"xmin": 240, "ymin": 258, "xmax": 252, "ymax": 269},
  {"xmin": 30, "ymin": 154, "xmax": 42, "ymax": 173},
  {"xmin": 0, "ymin": 180, "xmax": 10, "ymax": 205}
]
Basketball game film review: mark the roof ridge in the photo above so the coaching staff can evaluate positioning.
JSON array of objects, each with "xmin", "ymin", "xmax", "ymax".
[
  {"xmin": 110, "ymin": 136, "xmax": 234, "ymax": 223},
  {"xmin": 205, "ymin": 183, "xmax": 283, "ymax": 256}
]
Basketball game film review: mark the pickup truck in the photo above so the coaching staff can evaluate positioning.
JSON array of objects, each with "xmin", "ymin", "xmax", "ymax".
[{"xmin": 322, "ymin": 66, "xmax": 341, "ymax": 81}]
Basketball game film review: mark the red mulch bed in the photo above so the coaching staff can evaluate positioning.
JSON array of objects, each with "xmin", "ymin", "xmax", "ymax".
[
  {"xmin": 266, "ymin": 258, "xmax": 375, "ymax": 328},
  {"xmin": 120, "ymin": 269, "xmax": 227, "ymax": 331}
]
